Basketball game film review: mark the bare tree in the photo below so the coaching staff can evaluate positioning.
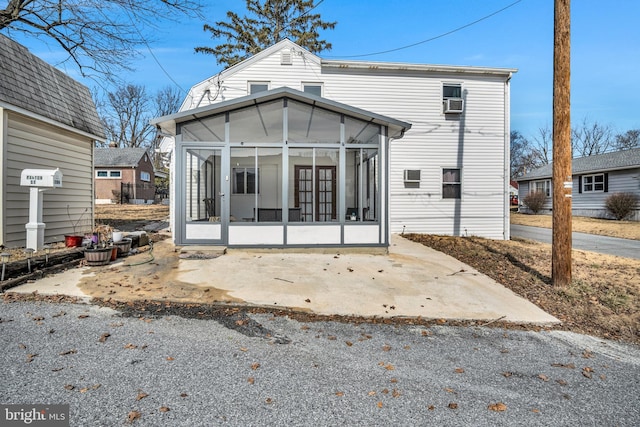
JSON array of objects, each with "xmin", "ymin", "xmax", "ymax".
[
  {"xmin": 99, "ymin": 84, "xmax": 181, "ymax": 149},
  {"xmin": 195, "ymin": 0, "xmax": 336, "ymax": 68},
  {"xmin": 614, "ymin": 129, "xmax": 640, "ymax": 151},
  {"xmin": 0, "ymin": 0, "xmax": 202, "ymax": 81},
  {"xmin": 510, "ymin": 130, "xmax": 538, "ymax": 180},
  {"xmin": 530, "ymin": 124, "xmax": 553, "ymax": 165},
  {"xmin": 571, "ymin": 117, "xmax": 613, "ymax": 157}
]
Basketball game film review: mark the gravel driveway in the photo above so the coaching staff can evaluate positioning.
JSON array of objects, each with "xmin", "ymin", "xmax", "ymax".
[{"xmin": 1, "ymin": 299, "xmax": 639, "ymax": 426}]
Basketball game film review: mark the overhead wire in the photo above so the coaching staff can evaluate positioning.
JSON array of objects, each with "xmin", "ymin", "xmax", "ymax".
[{"xmin": 324, "ymin": 0, "xmax": 523, "ymax": 59}]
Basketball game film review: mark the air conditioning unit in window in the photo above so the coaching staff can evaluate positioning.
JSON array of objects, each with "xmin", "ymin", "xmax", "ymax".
[
  {"xmin": 404, "ymin": 169, "xmax": 421, "ymax": 182},
  {"xmin": 444, "ymin": 98, "xmax": 464, "ymax": 113}
]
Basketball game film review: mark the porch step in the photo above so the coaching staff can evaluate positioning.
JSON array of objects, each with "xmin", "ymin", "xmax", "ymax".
[{"xmin": 178, "ymin": 246, "xmax": 227, "ymax": 259}]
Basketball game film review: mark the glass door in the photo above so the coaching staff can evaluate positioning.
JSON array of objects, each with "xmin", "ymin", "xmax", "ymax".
[{"xmin": 181, "ymin": 147, "xmax": 225, "ymax": 244}]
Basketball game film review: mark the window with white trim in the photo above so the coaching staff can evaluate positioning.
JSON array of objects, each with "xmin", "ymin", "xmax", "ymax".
[
  {"xmin": 442, "ymin": 168, "xmax": 461, "ymax": 199},
  {"xmin": 532, "ymin": 179, "xmax": 551, "ymax": 196},
  {"xmin": 140, "ymin": 171, "xmax": 151, "ymax": 182},
  {"xmin": 582, "ymin": 174, "xmax": 605, "ymax": 192},
  {"xmin": 96, "ymin": 170, "xmax": 121, "ymax": 179},
  {"xmin": 302, "ymin": 83, "xmax": 323, "ymax": 97},
  {"xmin": 249, "ymin": 82, "xmax": 269, "ymax": 94}
]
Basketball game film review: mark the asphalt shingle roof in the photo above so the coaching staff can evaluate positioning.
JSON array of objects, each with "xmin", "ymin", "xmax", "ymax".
[
  {"xmin": 0, "ymin": 34, "xmax": 105, "ymax": 139},
  {"xmin": 94, "ymin": 148, "xmax": 148, "ymax": 167},
  {"xmin": 518, "ymin": 147, "xmax": 640, "ymax": 181}
]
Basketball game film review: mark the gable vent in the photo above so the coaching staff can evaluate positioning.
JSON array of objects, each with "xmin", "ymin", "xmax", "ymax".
[{"xmin": 281, "ymin": 50, "xmax": 293, "ymax": 65}]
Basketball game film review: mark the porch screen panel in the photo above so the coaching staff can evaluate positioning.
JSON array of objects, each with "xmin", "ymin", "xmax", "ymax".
[
  {"xmin": 185, "ymin": 149, "xmax": 220, "ymax": 223},
  {"xmin": 257, "ymin": 147, "xmax": 284, "ymax": 222},
  {"xmin": 344, "ymin": 116, "xmax": 380, "ymax": 144},
  {"xmin": 230, "ymin": 147, "xmax": 257, "ymax": 221},
  {"xmin": 181, "ymin": 114, "xmax": 225, "ymax": 142},
  {"xmin": 229, "ymin": 100, "xmax": 283, "ymax": 143},
  {"xmin": 290, "ymin": 148, "xmax": 339, "ymax": 222},
  {"xmin": 287, "ymin": 100, "xmax": 340, "ymax": 143},
  {"xmin": 345, "ymin": 148, "xmax": 379, "ymax": 222}
]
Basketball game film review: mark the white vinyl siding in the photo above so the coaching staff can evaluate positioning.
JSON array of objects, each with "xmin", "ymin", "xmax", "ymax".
[
  {"xmin": 182, "ymin": 42, "xmax": 511, "ymax": 239},
  {"xmin": 2, "ymin": 112, "xmax": 94, "ymax": 247}
]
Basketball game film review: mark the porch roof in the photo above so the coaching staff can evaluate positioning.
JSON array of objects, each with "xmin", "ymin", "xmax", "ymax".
[{"xmin": 151, "ymin": 87, "xmax": 411, "ymax": 139}]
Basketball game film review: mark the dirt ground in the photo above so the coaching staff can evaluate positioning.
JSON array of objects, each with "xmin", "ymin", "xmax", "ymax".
[{"xmin": 4, "ymin": 205, "xmax": 639, "ymax": 345}]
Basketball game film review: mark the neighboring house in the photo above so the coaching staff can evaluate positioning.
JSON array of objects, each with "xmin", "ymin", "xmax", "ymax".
[
  {"xmin": 0, "ymin": 34, "xmax": 105, "ymax": 249},
  {"xmin": 94, "ymin": 146, "xmax": 155, "ymax": 204},
  {"xmin": 517, "ymin": 147, "xmax": 640, "ymax": 220},
  {"xmin": 153, "ymin": 39, "xmax": 516, "ymax": 248},
  {"xmin": 509, "ymin": 181, "xmax": 519, "ymax": 205}
]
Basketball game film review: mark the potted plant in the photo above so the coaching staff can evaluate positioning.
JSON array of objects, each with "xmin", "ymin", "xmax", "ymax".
[
  {"xmin": 83, "ymin": 224, "xmax": 113, "ymax": 266},
  {"xmin": 65, "ymin": 205, "xmax": 89, "ymax": 247}
]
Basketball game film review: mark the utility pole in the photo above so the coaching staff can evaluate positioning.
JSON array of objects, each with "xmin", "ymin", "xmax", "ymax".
[{"xmin": 552, "ymin": 0, "xmax": 572, "ymax": 287}]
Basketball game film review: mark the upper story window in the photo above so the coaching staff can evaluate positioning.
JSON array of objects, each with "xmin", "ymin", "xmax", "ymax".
[
  {"xmin": 140, "ymin": 171, "xmax": 151, "ymax": 182},
  {"xmin": 96, "ymin": 170, "xmax": 121, "ymax": 179},
  {"xmin": 583, "ymin": 174, "xmax": 605, "ymax": 192},
  {"xmin": 249, "ymin": 82, "xmax": 269, "ymax": 94},
  {"xmin": 303, "ymin": 83, "xmax": 323, "ymax": 97},
  {"xmin": 443, "ymin": 83, "xmax": 464, "ymax": 113}
]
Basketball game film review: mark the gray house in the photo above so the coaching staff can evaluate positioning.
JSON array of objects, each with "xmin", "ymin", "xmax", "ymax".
[
  {"xmin": 517, "ymin": 147, "xmax": 640, "ymax": 220},
  {"xmin": 0, "ymin": 34, "xmax": 106, "ymax": 249}
]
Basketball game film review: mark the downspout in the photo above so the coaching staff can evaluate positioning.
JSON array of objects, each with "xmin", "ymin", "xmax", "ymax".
[{"xmin": 504, "ymin": 72, "xmax": 513, "ymax": 240}]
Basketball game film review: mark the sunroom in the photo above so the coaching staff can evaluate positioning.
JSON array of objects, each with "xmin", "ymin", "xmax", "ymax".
[{"xmin": 152, "ymin": 87, "xmax": 410, "ymax": 248}]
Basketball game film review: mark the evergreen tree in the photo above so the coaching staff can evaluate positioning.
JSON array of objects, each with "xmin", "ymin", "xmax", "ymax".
[{"xmin": 195, "ymin": 0, "xmax": 336, "ymax": 68}]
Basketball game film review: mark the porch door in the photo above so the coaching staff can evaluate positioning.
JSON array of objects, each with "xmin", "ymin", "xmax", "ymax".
[
  {"xmin": 295, "ymin": 165, "xmax": 336, "ymax": 221},
  {"xmin": 182, "ymin": 147, "xmax": 226, "ymax": 244}
]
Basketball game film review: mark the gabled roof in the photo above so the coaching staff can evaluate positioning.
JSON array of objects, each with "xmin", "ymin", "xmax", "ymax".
[
  {"xmin": 94, "ymin": 147, "xmax": 148, "ymax": 167},
  {"xmin": 153, "ymin": 86, "xmax": 412, "ymax": 139},
  {"xmin": 518, "ymin": 147, "xmax": 640, "ymax": 181},
  {"xmin": 0, "ymin": 34, "xmax": 105, "ymax": 140}
]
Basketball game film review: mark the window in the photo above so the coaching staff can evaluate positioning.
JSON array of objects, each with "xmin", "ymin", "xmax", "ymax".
[
  {"xmin": 302, "ymin": 83, "xmax": 322, "ymax": 97},
  {"xmin": 140, "ymin": 171, "xmax": 150, "ymax": 182},
  {"xmin": 532, "ymin": 180, "xmax": 551, "ymax": 197},
  {"xmin": 249, "ymin": 82, "xmax": 269, "ymax": 94},
  {"xmin": 443, "ymin": 83, "xmax": 462, "ymax": 99},
  {"xmin": 233, "ymin": 167, "xmax": 258, "ymax": 194},
  {"xmin": 442, "ymin": 168, "xmax": 461, "ymax": 199},
  {"xmin": 96, "ymin": 170, "xmax": 121, "ymax": 179},
  {"xmin": 582, "ymin": 174, "xmax": 605, "ymax": 192}
]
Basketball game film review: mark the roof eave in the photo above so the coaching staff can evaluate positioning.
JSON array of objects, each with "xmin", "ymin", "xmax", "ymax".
[{"xmin": 321, "ymin": 60, "xmax": 518, "ymax": 76}]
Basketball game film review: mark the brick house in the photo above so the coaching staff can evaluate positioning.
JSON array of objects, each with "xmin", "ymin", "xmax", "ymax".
[{"xmin": 94, "ymin": 146, "xmax": 155, "ymax": 204}]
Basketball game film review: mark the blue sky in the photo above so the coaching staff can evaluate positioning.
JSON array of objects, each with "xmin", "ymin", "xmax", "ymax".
[{"xmin": 6, "ymin": 0, "xmax": 640, "ymax": 140}]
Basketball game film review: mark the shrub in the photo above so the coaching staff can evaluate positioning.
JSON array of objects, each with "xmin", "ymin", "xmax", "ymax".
[
  {"xmin": 605, "ymin": 192, "xmax": 639, "ymax": 220},
  {"xmin": 522, "ymin": 191, "xmax": 547, "ymax": 214}
]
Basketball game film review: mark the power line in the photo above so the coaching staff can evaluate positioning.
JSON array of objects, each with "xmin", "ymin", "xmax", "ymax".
[{"xmin": 325, "ymin": 0, "xmax": 523, "ymax": 59}]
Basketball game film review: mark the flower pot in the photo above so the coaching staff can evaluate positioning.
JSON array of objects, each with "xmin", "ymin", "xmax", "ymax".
[
  {"xmin": 65, "ymin": 235, "xmax": 84, "ymax": 248},
  {"xmin": 84, "ymin": 247, "xmax": 112, "ymax": 266},
  {"xmin": 112, "ymin": 231, "xmax": 123, "ymax": 242},
  {"xmin": 110, "ymin": 246, "xmax": 118, "ymax": 261},
  {"xmin": 113, "ymin": 238, "xmax": 132, "ymax": 257}
]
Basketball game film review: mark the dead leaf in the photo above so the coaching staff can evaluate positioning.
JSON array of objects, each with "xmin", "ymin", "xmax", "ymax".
[
  {"xmin": 582, "ymin": 350, "xmax": 593, "ymax": 359},
  {"xmin": 551, "ymin": 363, "xmax": 575, "ymax": 369},
  {"xmin": 32, "ymin": 316, "xmax": 44, "ymax": 321},
  {"xmin": 500, "ymin": 348, "xmax": 509, "ymax": 354},
  {"xmin": 454, "ymin": 368, "xmax": 465, "ymax": 374},
  {"xmin": 377, "ymin": 401, "xmax": 383, "ymax": 408},
  {"xmin": 502, "ymin": 372, "xmax": 513, "ymax": 377},
  {"xmin": 448, "ymin": 402, "xmax": 458, "ymax": 409},
  {"xmin": 98, "ymin": 333, "xmax": 111, "ymax": 343},
  {"xmin": 248, "ymin": 377, "xmax": 255, "ymax": 385},
  {"xmin": 59, "ymin": 349, "xmax": 77, "ymax": 356},
  {"xmin": 390, "ymin": 378, "xmax": 398, "ymax": 384},
  {"xmin": 136, "ymin": 392, "xmax": 149, "ymax": 401},
  {"xmin": 124, "ymin": 343, "xmax": 138, "ymax": 349},
  {"xmin": 64, "ymin": 384, "xmax": 74, "ymax": 390},
  {"xmin": 166, "ymin": 356, "xmax": 174, "ymax": 361},
  {"xmin": 305, "ymin": 299, "xmax": 311, "ymax": 303},
  {"xmin": 532, "ymin": 408, "xmax": 540, "ymax": 413},
  {"xmin": 392, "ymin": 389, "xmax": 401, "ymax": 398},
  {"xmin": 599, "ymin": 374, "xmax": 606, "ymax": 381},
  {"xmin": 159, "ymin": 406, "xmax": 170, "ymax": 413},
  {"xmin": 127, "ymin": 411, "xmax": 141, "ymax": 423},
  {"xmin": 26, "ymin": 354, "xmax": 37, "ymax": 363},
  {"xmin": 51, "ymin": 367, "xmax": 64, "ymax": 372},
  {"xmin": 382, "ymin": 345, "xmax": 391, "ymax": 352},
  {"xmin": 556, "ymin": 379, "xmax": 568, "ymax": 386},
  {"xmin": 345, "ymin": 341, "xmax": 353, "ymax": 347},
  {"xmin": 240, "ymin": 347, "xmax": 248, "ymax": 352},
  {"xmin": 444, "ymin": 387, "xmax": 455, "ymax": 393},
  {"xmin": 180, "ymin": 393, "xmax": 188, "ymax": 398},
  {"xmin": 251, "ymin": 363, "xmax": 260, "ymax": 370},
  {"xmin": 582, "ymin": 368, "xmax": 593, "ymax": 379},
  {"xmin": 335, "ymin": 392, "xmax": 344, "ymax": 397},
  {"xmin": 78, "ymin": 314, "xmax": 89, "ymax": 319},
  {"xmin": 436, "ymin": 319, "xmax": 447, "ymax": 324},
  {"xmin": 18, "ymin": 343, "xmax": 26, "ymax": 350},
  {"xmin": 265, "ymin": 398, "xmax": 273, "ymax": 404},
  {"xmin": 300, "ymin": 325, "xmax": 310, "ymax": 330},
  {"xmin": 80, "ymin": 388, "xmax": 89, "ymax": 393},
  {"xmin": 327, "ymin": 335, "xmax": 337, "ymax": 340},
  {"xmin": 404, "ymin": 345, "xmax": 411, "ymax": 350},
  {"xmin": 428, "ymin": 405, "xmax": 435, "ymax": 411},
  {"xmin": 381, "ymin": 388, "xmax": 389, "ymax": 394},
  {"xmin": 384, "ymin": 363, "xmax": 395, "ymax": 371},
  {"xmin": 421, "ymin": 330, "xmax": 432, "ymax": 336},
  {"xmin": 488, "ymin": 402, "xmax": 507, "ymax": 412},
  {"xmin": 368, "ymin": 391, "xmax": 376, "ymax": 396},
  {"xmin": 538, "ymin": 374, "xmax": 549, "ymax": 382},
  {"xmin": 347, "ymin": 267, "xmax": 354, "ymax": 272}
]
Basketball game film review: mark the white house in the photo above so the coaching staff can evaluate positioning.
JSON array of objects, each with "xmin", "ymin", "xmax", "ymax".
[{"xmin": 153, "ymin": 39, "xmax": 516, "ymax": 248}]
